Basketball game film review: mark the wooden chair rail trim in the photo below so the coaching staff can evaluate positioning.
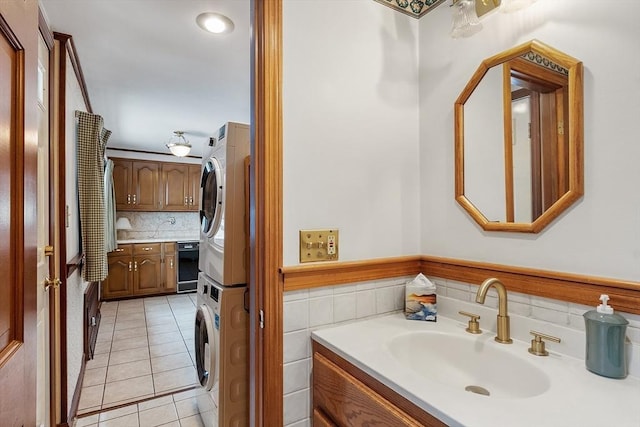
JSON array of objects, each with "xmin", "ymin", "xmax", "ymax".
[{"xmin": 281, "ymin": 255, "xmax": 640, "ymax": 314}]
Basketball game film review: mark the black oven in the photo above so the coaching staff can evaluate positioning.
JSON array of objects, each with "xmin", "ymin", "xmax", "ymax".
[{"xmin": 177, "ymin": 241, "xmax": 199, "ymax": 293}]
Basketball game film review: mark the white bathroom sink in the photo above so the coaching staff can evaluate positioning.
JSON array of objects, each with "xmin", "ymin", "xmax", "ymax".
[{"xmin": 388, "ymin": 331, "xmax": 550, "ymax": 399}]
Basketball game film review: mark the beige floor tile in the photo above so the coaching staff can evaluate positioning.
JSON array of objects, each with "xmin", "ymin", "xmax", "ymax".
[
  {"xmin": 172, "ymin": 313, "xmax": 194, "ymax": 324},
  {"xmin": 98, "ymin": 403, "xmax": 138, "ymax": 422},
  {"xmin": 98, "ymin": 412, "xmax": 140, "ymax": 427},
  {"xmin": 174, "ymin": 396, "xmax": 199, "ymax": 418},
  {"xmin": 138, "ymin": 402, "xmax": 178, "ymax": 427},
  {"xmin": 112, "ymin": 326, "xmax": 147, "ymax": 341},
  {"xmin": 75, "ymin": 414, "xmax": 99, "ymax": 427},
  {"xmin": 106, "ymin": 359, "xmax": 151, "ymax": 383},
  {"xmin": 116, "ymin": 312, "xmax": 146, "ymax": 322},
  {"xmin": 151, "ymin": 352, "xmax": 193, "ymax": 373},
  {"xmin": 178, "ymin": 414, "xmax": 204, "ymax": 427},
  {"xmin": 83, "ymin": 367, "xmax": 107, "ymax": 387},
  {"xmin": 111, "ymin": 335, "xmax": 149, "ymax": 352},
  {"xmin": 147, "ymin": 323, "xmax": 179, "ymax": 336},
  {"xmin": 102, "ymin": 374, "xmax": 154, "ymax": 405},
  {"xmin": 171, "ymin": 387, "xmax": 205, "ymax": 402},
  {"xmin": 78, "ymin": 384, "xmax": 105, "ymax": 411},
  {"xmin": 144, "ymin": 315, "xmax": 176, "ymax": 327},
  {"xmin": 77, "ymin": 405, "xmax": 101, "ymax": 416},
  {"xmin": 149, "ymin": 341, "xmax": 187, "ymax": 359},
  {"xmin": 137, "ymin": 395, "xmax": 174, "ymax": 412},
  {"xmin": 109, "ymin": 347, "xmax": 150, "ymax": 366},
  {"xmin": 115, "ymin": 319, "xmax": 146, "ymax": 331},
  {"xmin": 156, "ymin": 422, "xmax": 179, "ymax": 427},
  {"xmin": 93, "ymin": 341, "xmax": 112, "ymax": 355},
  {"xmin": 153, "ymin": 366, "xmax": 198, "ymax": 394},
  {"xmin": 148, "ymin": 331, "xmax": 182, "ymax": 346},
  {"xmin": 144, "ymin": 296, "xmax": 169, "ymax": 305}
]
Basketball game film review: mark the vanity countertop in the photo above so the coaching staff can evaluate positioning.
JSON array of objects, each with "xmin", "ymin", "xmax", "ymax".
[
  {"xmin": 312, "ymin": 313, "xmax": 640, "ymax": 427},
  {"xmin": 117, "ymin": 237, "xmax": 199, "ymax": 244}
]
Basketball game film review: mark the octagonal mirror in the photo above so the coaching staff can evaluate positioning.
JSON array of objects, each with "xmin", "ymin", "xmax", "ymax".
[{"xmin": 454, "ymin": 40, "xmax": 583, "ymax": 233}]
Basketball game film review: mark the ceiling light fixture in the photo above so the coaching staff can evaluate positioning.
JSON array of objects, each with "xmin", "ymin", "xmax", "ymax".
[
  {"xmin": 166, "ymin": 131, "xmax": 192, "ymax": 157},
  {"xmin": 196, "ymin": 12, "xmax": 235, "ymax": 34}
]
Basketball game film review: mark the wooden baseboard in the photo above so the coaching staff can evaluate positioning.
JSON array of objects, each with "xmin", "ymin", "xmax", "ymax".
[{"xmin": 281, "ymin": 255, "xmax": 640, "ymax": 315}]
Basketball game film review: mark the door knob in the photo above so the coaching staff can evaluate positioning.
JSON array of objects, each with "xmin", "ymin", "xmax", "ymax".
[{"xmin": 44, "ymin": 277, "xmax": 61, "ymax": 291}]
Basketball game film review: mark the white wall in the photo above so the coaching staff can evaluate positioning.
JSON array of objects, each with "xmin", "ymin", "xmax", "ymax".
[
  {"xmin": 283, "ymin": 0, "xmax": 421, "ymax": 266},
  {"xmin": 64, "ymin": 52, "xmax": 90, "ymax": 414},
  {"xmin": 418, "ymin": 0, "xmax": 640, "ymax": 281}
]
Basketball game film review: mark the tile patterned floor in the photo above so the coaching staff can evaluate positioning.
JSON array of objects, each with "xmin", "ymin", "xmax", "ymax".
[
  {"xmin": 75, "ymin": 388, "xmax": 207, "ymax": 427},
  {"xmin": 78, "ymin": 294, "xmax": 199, "ymax": 415}
]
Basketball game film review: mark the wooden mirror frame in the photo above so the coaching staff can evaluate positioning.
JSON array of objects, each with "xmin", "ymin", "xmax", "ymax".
[{"xmin": 454, "ymin": 40, "xmax": 583, "ymax": 233}]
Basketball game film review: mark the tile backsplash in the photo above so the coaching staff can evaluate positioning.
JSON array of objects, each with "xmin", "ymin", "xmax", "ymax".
[
  {"xmin": 283, "ymin": 274, "xmax": 640, "ymax": 427},
  {"xmin": 116, "ymin": 212, "xmax": 199, "ymax": 241}
]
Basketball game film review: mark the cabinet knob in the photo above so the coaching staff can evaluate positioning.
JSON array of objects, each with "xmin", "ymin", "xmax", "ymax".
[
  {"xmin": 170, "ymin": 259, "xmax": 174, "ymax": 269},
  {"xmin": 142, "ymin": 247, "xmax": 153, "ymax": 251},
  {"xmin": 114, "ymin": 248, "xmax": 125, "ymax": 253}
]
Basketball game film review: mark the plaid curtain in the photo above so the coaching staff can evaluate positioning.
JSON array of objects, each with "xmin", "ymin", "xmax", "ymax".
[{"xmin": 76, "ymin": 110, "xmax": 112, "ymax": 282}]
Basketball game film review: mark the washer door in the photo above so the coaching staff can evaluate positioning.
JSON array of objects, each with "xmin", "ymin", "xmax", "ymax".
[
  {"xmin": 200, "ymin": 157, "xmax": 223, "ymax": 238},
  {"xmin": 195, "ymin": 304, "xmax": 217, "ymax": 391}
]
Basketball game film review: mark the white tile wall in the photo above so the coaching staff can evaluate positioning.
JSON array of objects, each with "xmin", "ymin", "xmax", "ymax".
[
  {"xmin": 282, "ymin": 276, "xmax": 411, "ymax": 427},
  {"xmin": 283, "ymin": 274, "xmax": 640, "ymax": 426},
  {"xmin": 116, "ymin": 211, "xmax": 199, "ymax": 240}
]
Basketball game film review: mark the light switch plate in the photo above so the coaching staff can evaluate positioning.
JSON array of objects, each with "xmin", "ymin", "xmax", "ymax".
[{"xmin": 299, "ymin": 229, "xmax": 339, "ymax": 263}]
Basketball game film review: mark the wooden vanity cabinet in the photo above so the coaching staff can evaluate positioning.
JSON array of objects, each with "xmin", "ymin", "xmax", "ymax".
[
  {"xmin": 102, "ymin": 242, "xmax": 177, "ymax": 300},
  {"xmin": 113, "ymin": 159, "xmax": 161, "ymax": 211},
  {"xmin": 312, "ymin": 342, "xmax": 447, "ymax": 427}
]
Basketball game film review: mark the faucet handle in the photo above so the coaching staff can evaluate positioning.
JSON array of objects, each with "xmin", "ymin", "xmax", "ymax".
[
  {"xmin": 528, "ymin": 330, "xmax": 561, "ymax": 356},
  {"xmin": 459, "ymin": 311, "xmax": 482, "ymax": 334}
]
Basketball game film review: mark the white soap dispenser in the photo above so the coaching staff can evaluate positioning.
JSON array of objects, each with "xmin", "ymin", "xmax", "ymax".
[{"xmin": 583, "ymin": 294, "xmax": 629, "ymax": 378}]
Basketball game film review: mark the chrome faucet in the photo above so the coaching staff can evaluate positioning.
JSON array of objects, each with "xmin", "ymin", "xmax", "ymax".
[{"xmin": 475, "ymin": 278, "xmax": 512, "ymax": 344}]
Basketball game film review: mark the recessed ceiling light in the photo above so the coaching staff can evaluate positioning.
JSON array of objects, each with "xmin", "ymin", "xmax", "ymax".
[{"xmin": 196, "ymin": 12, "xmax": 234, "ymax": 34}]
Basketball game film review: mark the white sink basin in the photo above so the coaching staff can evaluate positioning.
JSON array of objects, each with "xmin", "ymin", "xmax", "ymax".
[{"xmin": 388, "ymin": 331, "xmax": 550, "ymax": 399}]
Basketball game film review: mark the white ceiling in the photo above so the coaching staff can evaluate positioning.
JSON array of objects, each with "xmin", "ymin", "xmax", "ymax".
[{"xmin": 40, "ymin": 0, "xmax": 251, "ymax": 157}]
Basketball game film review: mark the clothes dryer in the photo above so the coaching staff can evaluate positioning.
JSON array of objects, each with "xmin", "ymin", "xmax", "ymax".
[
  {"xmin": 194, "ymin": 272, "xmax": 248, "ymax": 426},
  {"xmin": 199, "ymin": 122, "xmax": 250, "ymax": 287}
]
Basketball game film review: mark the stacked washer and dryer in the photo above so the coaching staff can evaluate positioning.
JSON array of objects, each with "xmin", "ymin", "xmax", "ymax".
[{"xmin": 195, "ymin": 122, "xmax": 250, "ymax": 427}]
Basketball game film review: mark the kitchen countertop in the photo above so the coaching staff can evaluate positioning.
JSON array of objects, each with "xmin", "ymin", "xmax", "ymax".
[
  {"xmin": 312, "ymin": 313, "xmax": 640, "ymax": 427},
  {"xmin": 117, "ymin": 237, "xmax": 199, "ymax": 244}
]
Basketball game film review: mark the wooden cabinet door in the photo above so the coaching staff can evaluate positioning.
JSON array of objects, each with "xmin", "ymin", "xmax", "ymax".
[
  {"xmin": 164, "ymin": 252, "xmax": 177, "ymax": 292},
  {"xmin": 188, "ymin": 164, "xmax": 201, "ymax": 211},
  {"xmin": 134, "ymin": 254, "xmax": 163, "ymax": 295},
  {"xmin": 112, "ymin": 159, "xmax": 133, "ymax": 210},
  {"xmin": 102, "ymin": 256, "xmax": 133, "ymax": 299},
  {"xmin": 132, "ymin": 161, "xmax": 160, "ymax": 210},
  {"xmin": 162, "ymin": 163, "xmax": 190, "ymax": 211}
]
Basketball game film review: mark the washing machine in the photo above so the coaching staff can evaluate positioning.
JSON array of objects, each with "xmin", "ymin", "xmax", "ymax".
[
  {"xmin": 195, "ymin": 272, "xmax": 248, "ymax": 426},
  {"xmin": 199, "ymin": 122, "xmax": 250, "ymax": 287}
]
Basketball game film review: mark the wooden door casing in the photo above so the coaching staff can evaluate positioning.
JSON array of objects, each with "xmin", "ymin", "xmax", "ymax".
[{"xmin": 0, "ymin": 1, "xmax": 39, "ymax": 426}]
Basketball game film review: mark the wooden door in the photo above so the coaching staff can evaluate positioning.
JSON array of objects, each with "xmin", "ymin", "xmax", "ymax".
[
  {"xmin": 102, "ymin": 256, "xmax": 133, "ymax": 299},
  {"xmin": 188, "ymin": 164, "xmax": 201, "ymax": 211},
  {"xmin": 132, "ymin": 161, "xmax": 160, "ymax": 210},
  {"xmin": 134, "ymin": 255, "xmax": 163, "ymax": 295},
  {"xmin": 0, "ymin": 1, "xmax": 39, "ymax": 426},
  {"xmin": 162, "ymin": 163, "xmax": 189, "ymax": 211},
  {"xmin": 112, "ymin": 159, "xmax": 132, "ymax": 209},
  {"xmin": 163, "ymin": 242, "xmax": 177, "ymax": 292}
]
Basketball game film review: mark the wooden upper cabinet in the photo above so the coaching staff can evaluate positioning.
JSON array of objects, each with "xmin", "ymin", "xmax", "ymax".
[
  {"xmin": 112, "ymin": 158, "xmax": 200, "ymax": 212},
  {"xmin": 112, "ymin": 159, "xmax": 160, "ymax": 211},
  {"xmin": 162, "ymin": 163, "xmax": 190, "ymax": 211},
  {"xmin": 189, "ymin": 164, "xmax": 201, "ymax": 211},
  {"xmin": 132, "ymin": 161, "xmax": 161, "ymax": 210}
]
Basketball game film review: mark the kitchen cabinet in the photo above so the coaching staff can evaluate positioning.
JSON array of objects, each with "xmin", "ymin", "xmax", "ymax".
[
  {"xmin": 312, "ymin": 342, "xmax": 446, "ymax": 427},
  {"xmin": 113, "ymin": 159, "xmax": 161, "ymax": 211},
  {"xmin": 160, "ymin": 163, "xmax": 200, "ymax": 211},
  {"xmin": 101, "ymin": 242, "xmax": 178, "ymax": 300}
]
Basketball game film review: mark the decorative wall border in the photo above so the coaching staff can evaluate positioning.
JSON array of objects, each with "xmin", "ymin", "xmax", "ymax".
[
  {"xmin": 373, "ymin": 0, "xmax": 447, "ymax": 18},
  {"xmin": 281, "ymin": 256, "xmax": 640, "ymax": 315}
]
